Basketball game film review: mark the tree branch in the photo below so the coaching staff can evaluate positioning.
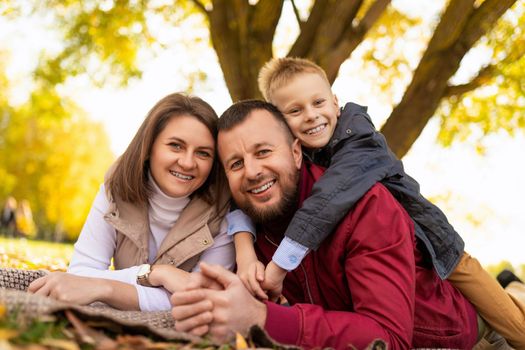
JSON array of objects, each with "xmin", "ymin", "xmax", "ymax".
[
  {"xmin": 288, "ymin": 0, "xmax": 329, "ymax": 58},
  {"xmin": 252, "ymin": 0, "xmax": 284, "ymax": 38},
  {"xmin": 189, "ymin": 0, "xmax": 208, "ymax": 15},
  {"xmin": 426, "ymin": 0, "xmax": 475, "ymax": 53},
  {"xmin": 380, "ymin": 0, "xmax": 516, "ymax": 158},
  {"xmin": 321, "ymin": 0, "xmax": 390, "ymax": 82},
  {"xmin": 356, "ymin": 0, "xmax": 391, "ymax": 32},
  {"xmin": 445, "ymin": 64, "xmax": 496, "ymax": 97},
  {"xmin": 290, "ymin": 0, "xmax": 304, "ymax": 30},
  {"xmin": 312, "ymin": 0, "xmax": 363, "ymax": 56},
  {"xmin": 460, "ymin": 0, "xmax": 517, "ymax": 49},
  {"xmin": 442, "ymin": 0, "xmax": 517, "ymax": 97}
]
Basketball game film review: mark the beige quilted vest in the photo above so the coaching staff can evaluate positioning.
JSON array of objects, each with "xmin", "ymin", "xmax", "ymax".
[{"xmin": 104, "ymin": 185, "xmax": 230, "ymax": 272}]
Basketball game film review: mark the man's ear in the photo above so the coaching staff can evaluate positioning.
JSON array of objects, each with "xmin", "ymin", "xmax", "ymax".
[
  {"xmin": 291, "ymin": 138, "xmax": 303, "ymax": 170},
  {"xmin": 334, "ymin": 94, "xmax": 341, "ymax": 117}
]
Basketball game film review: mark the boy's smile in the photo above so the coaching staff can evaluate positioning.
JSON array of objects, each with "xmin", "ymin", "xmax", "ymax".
[{"xmin": 271, "ymin": 72, "xmax": 340, "ymax": 149}]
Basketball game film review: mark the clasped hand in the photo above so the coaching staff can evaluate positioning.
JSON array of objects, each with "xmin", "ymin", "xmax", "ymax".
[
  {"xmin": 170, "ymin": 262, "xmax": 267, "ymax": 343},
  {"xmin": 236, "ymin": 258, "xmax": 287, "ymax": 302}
]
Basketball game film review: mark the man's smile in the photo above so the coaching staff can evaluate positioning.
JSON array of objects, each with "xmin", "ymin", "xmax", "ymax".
[{"xmin": 248, "ymin": 180, "xmax": 276, "ymax": 194}]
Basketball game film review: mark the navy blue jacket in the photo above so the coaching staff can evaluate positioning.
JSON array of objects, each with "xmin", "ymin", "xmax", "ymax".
[{"xmin": 284, "ymin": 102, "xmax": 464, "ymax": 279}]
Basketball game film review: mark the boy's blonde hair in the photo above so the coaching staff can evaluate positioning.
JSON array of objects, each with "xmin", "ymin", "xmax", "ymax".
[{"xmin": 258, "ymin": 57, "xmax": 330, "ymax": 102}]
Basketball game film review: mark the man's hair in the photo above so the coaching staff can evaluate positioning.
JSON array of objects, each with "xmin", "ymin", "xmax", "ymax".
[
  {"xmin": 218, "ymin": 100, "xmax": 294, "ymax": 143},
  {"xmin": 258, "ymin": 57, "xmax": 330, "ymax": 102}
]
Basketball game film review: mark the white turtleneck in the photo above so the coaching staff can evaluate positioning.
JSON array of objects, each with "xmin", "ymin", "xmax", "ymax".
[
  {"xmin": 147, "ymin": 175, "xmax": 191, "ymax": 262},
  {"xmin": 68, "ymin": 178, "xmax": 234, "ymax": 311}
]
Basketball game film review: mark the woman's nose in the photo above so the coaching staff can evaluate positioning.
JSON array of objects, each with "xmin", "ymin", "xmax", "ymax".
[{"xmin": 177, "ymin": 152, "xmax": 196, "ymax": 169}]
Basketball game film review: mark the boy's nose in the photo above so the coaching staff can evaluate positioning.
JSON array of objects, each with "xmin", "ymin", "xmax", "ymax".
[{"xmin": 304, "ymin": 107, "xmax": 318, "ymax": 122}]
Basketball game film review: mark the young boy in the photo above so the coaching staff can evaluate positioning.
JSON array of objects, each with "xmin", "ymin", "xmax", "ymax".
[{"xmin": 226, "ymin": 57, "xmax": 525, "ymax": 347}]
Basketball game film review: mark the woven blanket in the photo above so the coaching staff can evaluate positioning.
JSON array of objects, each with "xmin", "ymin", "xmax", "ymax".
[{"xmin": 0, "ymin": 267, "xmax": 197, "ymax": 341}]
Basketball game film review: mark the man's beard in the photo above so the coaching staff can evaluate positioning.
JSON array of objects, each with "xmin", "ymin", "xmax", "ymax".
[{"xmin": 239, "ymin": 170, "xmax": 299, "ymax": 224}]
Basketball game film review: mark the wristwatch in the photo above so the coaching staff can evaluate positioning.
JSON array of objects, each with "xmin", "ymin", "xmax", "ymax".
[{"xmin": 136, "ymin": 263, "xmax": 157, "ymax": 287}]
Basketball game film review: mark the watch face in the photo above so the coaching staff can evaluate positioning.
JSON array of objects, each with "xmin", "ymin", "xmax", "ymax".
[{"xmin": 138, "ymin": 264, "xmax": 151, "ymax": 276}]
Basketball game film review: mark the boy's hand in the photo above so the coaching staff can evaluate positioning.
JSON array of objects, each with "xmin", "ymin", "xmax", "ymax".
[
  {"xmin": 261, "ymin": 261, "xmax": 287, "ymax": 302},
  {"xmin": 237, "ymin": 259, "xmax": 268, "ymax": 300}
]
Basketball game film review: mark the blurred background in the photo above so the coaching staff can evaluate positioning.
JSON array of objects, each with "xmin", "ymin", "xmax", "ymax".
[{"xmin": 0, "ymin": 0, "xmax": 524, "ymax": 276}]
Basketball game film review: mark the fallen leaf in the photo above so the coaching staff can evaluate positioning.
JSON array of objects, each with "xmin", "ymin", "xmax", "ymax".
[
  {"xmin": 235, "ymin": 332, "xmax": 248, "ymax": 349},
  {"xmin": 0, "ymin": 329, "xmax": 19, "ymax": 340},
  {"xmin": 64, "ymin": 310, "xmax": 116, "ymax": 348},
  {"xmin": 115, "ymin": 334, "xmax": 153, "ymax": 346},
  {"xmin": 19, "ymin": 345, "xmax": 48, "ymax": 350},
  {"xmin": 0, "ymin": 304, "xmax": 5, "ymax": 318},
  {"xmin": 145, "ymin": 341, "xmax": 181, "ymax": 349},
  {"xmin": 40, "ymin": 338, "xmax": 80, "ymax": 350},
  {"xmin": 36, "ymin": 314, "xmax": 57, "ymax": 323}
]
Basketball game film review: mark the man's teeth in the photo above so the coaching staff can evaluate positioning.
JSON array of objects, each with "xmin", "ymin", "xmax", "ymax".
[
  {"xmin": 170, "ymin": 171, "xmax": 193, "ymax": 180},
  {"xmin": 306, "ymin": 124, "xmax": 326, "ymax": 135},
  {"xmin": 250, "ymin": 181, "xmax": 275, "ymax": 194}
]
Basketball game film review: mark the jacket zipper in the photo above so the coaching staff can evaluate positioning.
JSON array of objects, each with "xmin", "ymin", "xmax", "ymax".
[{"xmin": 264, "ymin": 234, "xmax": 314, "ymax": 304}]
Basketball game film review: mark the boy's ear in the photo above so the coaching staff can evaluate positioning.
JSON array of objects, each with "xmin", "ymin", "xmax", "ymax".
[{"xmin": 334, "ymin": 94, "xmax": 341, "ymax": 117}]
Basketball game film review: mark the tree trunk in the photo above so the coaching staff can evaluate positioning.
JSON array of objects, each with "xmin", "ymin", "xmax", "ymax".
[
  {"xmin": 208, "ymin": 0, "xmax": 284, "ymax": 101},
  {"xmin": 288, "ymin": 0, "xmax": 391, "ymax": 83}
]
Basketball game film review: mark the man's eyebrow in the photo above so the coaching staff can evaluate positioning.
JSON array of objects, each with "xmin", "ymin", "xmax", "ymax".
[{"xmin": 253, "ymin": 142, "xmax": 274, "ymax": 149}]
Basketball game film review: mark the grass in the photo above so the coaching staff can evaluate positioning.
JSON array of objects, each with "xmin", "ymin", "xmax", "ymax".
[{"xmin": 0, "ymin": 237, "xmax": 73, "ymax": 271}]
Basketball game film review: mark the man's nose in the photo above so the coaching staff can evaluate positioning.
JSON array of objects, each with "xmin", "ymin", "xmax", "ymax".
[{"xmin": 244, "ymin": 158, "xmax": 263, "ymax": 179}]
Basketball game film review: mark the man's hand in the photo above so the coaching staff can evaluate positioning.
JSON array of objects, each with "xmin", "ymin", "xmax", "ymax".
[
  {"xmin": 171, "ymin": 262, "xmax": 267, "ymax": 342},
  {"xmin": 261, "ymin": 261, "xmax": 287, "ymax": 302},
  {"xmin": 28, "ymin": 272, "xmax": 110, "ymax": 305}
]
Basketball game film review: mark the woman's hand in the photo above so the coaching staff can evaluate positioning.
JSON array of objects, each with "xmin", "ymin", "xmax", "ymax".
[
  {"xmin": 147, "ymin": 265, "xmax": 191, "ymax": 294},
  {"xmin": 28, "ymin": 272, "xmax": 111, "ymax": 305}
]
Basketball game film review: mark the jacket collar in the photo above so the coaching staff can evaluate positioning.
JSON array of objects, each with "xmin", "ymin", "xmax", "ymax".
[{"xmin": 330, "ymin": 102, "xmax": 369, "ymax": 147}]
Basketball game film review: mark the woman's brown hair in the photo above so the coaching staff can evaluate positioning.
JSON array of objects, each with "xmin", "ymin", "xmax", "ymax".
[{"xmin": 106, "ymin": 92, "xmax": 225, "ymax": 206}]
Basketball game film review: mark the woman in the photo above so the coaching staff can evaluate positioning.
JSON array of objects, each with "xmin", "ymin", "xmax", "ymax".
[{"xmin": 28, "ymin": 93, "xmax": 234, "ymax": 311}]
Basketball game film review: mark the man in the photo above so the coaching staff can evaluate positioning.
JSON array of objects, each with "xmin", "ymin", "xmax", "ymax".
[{"xmin": 170, "ymin": 100, "xmax": 481, "ymax": 349}]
